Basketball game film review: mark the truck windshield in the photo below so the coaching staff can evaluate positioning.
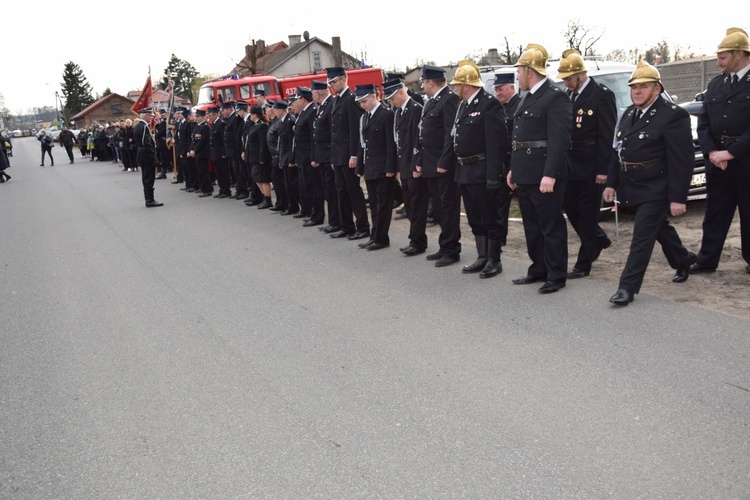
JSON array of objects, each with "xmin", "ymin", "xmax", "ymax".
[{"xmin": 197, "ymin": 86, "xmax": 215, "ymax": 105}]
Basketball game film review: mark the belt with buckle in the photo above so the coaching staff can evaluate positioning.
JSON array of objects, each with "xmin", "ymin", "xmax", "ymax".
[
  {"xmin": 512, "ymin": 140, "xmax": 548, "ymax": 152},
  {"xmin": 456, "ymin": 154, "xmax": 486, "ymax": 166},
  {"xmin": 619, "ymin": 157, "xmax": 663, "ymax": 172},
  {"xmin": 714, "ymin": 135, "xmax": 740, "ymax": 148}
]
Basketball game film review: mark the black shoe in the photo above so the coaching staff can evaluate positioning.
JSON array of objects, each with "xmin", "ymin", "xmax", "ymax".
[
  {"xmin": 269, "ymin": 206, "xmax": 284, "ymax": 212},
  {"xmin": 40, "ymin": 164, "xmax": 44, "ymax": 167},
  {"xmin": 567, "ymin": 268, "xmax": 590, "ymax": 279},
  {"xmin": 610, "ymin": 288, "xmax": 634, "ymax": 306},
  {"xmin": 247, "ymin": 198, "xmax": 263, "ymax": 206},
  {"xmin": 539, "ymin": 280, "xmax": 565, "ymax": 294},
  {"xmin": 198, "ymin": 192, "xmax": 213, "ymax": 198},
  {"xmin": 235, "ymin": 193, "xmax": 249, "ymax": 200},
  {"xmin": 280, "ymin": 209, "xmax": 299, "ymax": 216},
  {"xmin": 434, "ymin": 255, "xmax": 459, "ymax": 267},
  {"xmin": 217, "ymin": 193, "xmax": 229, "ymax": 199},
  {"xmin": 292, "ymin": 213, "xmax": 310, "ymax": 219},
  {"xmin": 367, "ymin": 242, "xmax": 389, "ymax": 251},
  {"xmin": 593, "ymin": 238, "xmax": 612, "ymax": 262},
  {"xmin": 689, "ymin": 262, "xmax": 716, "ymax": 274},
  {"xmin": 155, "ymin": 174, "xmax": 167, "ymax": 179},
  {"xmin": 512, "ymin": 275, "xmax": 544, "ymax": 285},
  {"xmin": 401, "ymin": 246, "xmax": 425, "ymax": 256},
  {"xmin": 257, "ymin": 200, "xmax": 272, "ymax": 209},
  {"xmin": 303, "ymin": 219, "xmax": 323, "ymax": 227},
  {"xmin": 321, "ymin": 225, "xmax": 341, "ymax": 234},
  {"xmin": 180, "ymin": 187, "xmax": 190, "ymax": 191},
  {"xmin": 171, "ymin": 180, "xmax": 181, "ymax": 184},
  {"xmin": 348, "ymin": 230, "xmax": 370, "ymax": 241},
  {"xmin": 358, "ymin": 239, "xmax": 375, "ymax": 249},
  {"xmin": 145, "ymin": 200, "xmax": 164, "ymax": 207},
  {"xmin": 330, "ymin": 229, "xmax": 354, "ymax": 239},
  {"xmin": 394, "ymin": 212, "xmax": 409, "ymax": 220},
  {"xmin": 425, "ymin": 250, "xmax": 444, "ymax": 261},
  {"xmin": 673, "ymin": 252, "xmax": 697, "ymax": 283}
]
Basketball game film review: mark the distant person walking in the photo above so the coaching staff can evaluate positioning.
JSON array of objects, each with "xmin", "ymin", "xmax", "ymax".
[
  {"xmin": 38, "ymin": 130, "xmax": 55, "ymax": 166},
  {"xmin": 58, "ymin": 126, "xmax": 77, "ymax": 164}
]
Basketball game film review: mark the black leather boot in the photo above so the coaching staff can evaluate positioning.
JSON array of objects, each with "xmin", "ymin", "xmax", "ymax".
[
  {"xmin": 462, "ymin": 235, "xmax": 487, "ymax": 274},
  {"xmin": 479, "ymin": 238, "xmax": 502, "ymax": 279}
]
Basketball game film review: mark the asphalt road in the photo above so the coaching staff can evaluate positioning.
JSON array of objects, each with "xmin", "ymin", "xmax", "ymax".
[{"xmin": 2, "ymin": 137, "xmax": 749, "ymax": 499}]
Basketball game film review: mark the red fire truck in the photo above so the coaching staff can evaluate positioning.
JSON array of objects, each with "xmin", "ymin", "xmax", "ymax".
[{"xmin": 195, "ymin": 67, "xmax": 384, "ymax": 110}]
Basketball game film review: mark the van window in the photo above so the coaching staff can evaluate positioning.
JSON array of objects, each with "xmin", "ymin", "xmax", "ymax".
[
  {"xmin": 198, "ymin": 86, "xmax": 215, "ymax": 105},
  {"xmin": 220, "ymin": 87, "xmax": 237, "ymax": 102},
  {"xmin": 254, "ymin": 82, "xmax": 271, "ymax": 97},
  {"xmin": 239, "ymin": 84, "xmax": 251, "ymax": 100}
]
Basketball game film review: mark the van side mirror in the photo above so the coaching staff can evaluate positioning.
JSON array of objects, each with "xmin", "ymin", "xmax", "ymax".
[{"xmin": 694, "ymin": 92, "xmax": 704, "ymax": 102}]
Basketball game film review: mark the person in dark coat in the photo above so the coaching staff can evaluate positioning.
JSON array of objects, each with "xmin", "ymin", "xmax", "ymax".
[
  {"xmin": 208, "ymin": 106, "xmax": 231, "ymax": 198},
  {"xmin": 243, "ymin": 105, "xmax": 272, "ymax": 208},
  {"xmin": 603, "ymin": 61, "xmax": 695, "ymax": 306},
  {"xmin": 0, "ymin": 134, "xmax": 10, "ymax": 182},
  {"xmin": 326, "ymin": 67, "xmax": 370, "ymax": 241},
  {"xmin": 507, "ymin": 44, "xmax": 572, "ymax": 294},
  {"xmin": 134, "ymin": 108, "xmax": 163, "ymax": 207},
  {"xmin": 38, "ymin": 130, "xmax": 55, "ymax": 166},
  {"xmin": 189, "ymin": 109, "xmax": 213, "ymax": 197},
  {"xmin": 291, "ymin": 87, "xmax": 324, "ymax": 225},
  {"xmin": 276, "ymin": 100, "xmax": 299, "ymax": 215},
  {"xmin": 77, "ymin": 129, "xmax": 88, "ymax": 157},
  {"xmin": 58, "ymin": 126, "xmax": 77, "ymax": 164},
  {"xmin": 557, "ymin": 50, "xmax": 617, "ymax": 279},
  {"xmin": 451, "ymin": 61, "xmax": 508, "ymax": 279},
  {"xmin": 413, "ymin": 65, "xmax": 462, "ymax": 267},
  {"xmin": 690, "ymin": 27, "xmax": 750, "ymax": 276},
  {"xmin": 493, "ymin": 72, "xmax": 520, "ymax": 247},
  {"xmin": 311, "ymin": 80, "xmax": 340, "ymax": 232},
  {"xmin": 265, "ymin": 101, "xmax": 287, "ymax": 210},
  {"xmin": 354, "ymin": 84, "xmax": 396, "ymax": 250},
  {"xmin": 154, "ymin": 109, "xmax": 171, "ymax": 179},
  {"xmin": 385, "ymin": 79, "xmax": 426, "ymax": 255}
]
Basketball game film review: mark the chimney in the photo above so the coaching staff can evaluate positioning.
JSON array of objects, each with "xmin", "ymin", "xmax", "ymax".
[
  {"xmin": 332, "ymin": 36, "xmax": 342, "ymax": 66},
  {"xmin": 257, "ymin": 39, "xmax": 266, "ymax": 53},
  {"xmin": 288, "ymin": 34, "xmax": 302, "ymax": 46},
  {"xmin": 487, "ymin": 48, "xmax": 499, "ymax": 65}
]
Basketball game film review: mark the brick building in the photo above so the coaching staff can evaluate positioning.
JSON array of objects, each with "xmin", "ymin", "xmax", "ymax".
[{"xmin": 70, "ymin": 93, "xmax": 137, "ymax": 129}]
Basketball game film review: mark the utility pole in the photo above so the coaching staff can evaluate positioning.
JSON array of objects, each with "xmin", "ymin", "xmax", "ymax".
[{"xmin": 54, "ymin": 91, "xmax": 60, "ymax": 124}]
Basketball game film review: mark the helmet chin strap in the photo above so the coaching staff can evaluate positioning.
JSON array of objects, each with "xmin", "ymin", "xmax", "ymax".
[{"xmin": 723, "ymin": 50, "xmax": 739, "ymax": 74}]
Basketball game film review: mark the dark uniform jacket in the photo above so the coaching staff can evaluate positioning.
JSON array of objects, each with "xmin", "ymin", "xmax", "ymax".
[
  {"xmin": 209, "ymin": 117, "xmax": 225, "ymax": 161},
  {"xmin": 266, "ymin": 116, "xmax": 281, "ymax": 161},
  {"xmin": 133, "ymin": 120, "xmax": 155, "ymax": 162},
  {"xmin": 330, "ymin": 88, "xmax": 363, "ymax": 166},
  {"xmin": 223, "ymin": 112, "xmax": 241, "ymax": 160},
  {"xmin": 509, "ymin": 80, "xmax": 571, "ymax": 184},
  {"xmin": 190, "ymin": 121, "xmax": 210, "ymax": 159},
  {"xmin": 606, "ymin": 95, "xmax": 693, "ymax": 206},
  {"xmin": 175, "ymin": 119, "xmax": 191, "ymax": 158},
  {"xmin": 356, "ymin": 104, "xmax": 396, "ymax": 181},
  {"xmin": 502, "ymin": 93, "xmax": 521, "ymax": 174},
  {"xmin": 452, "ymin": 88, "xmax": 507, "ymax": 185},
  {"xmin": 244, "ymin": 120, "xmax": 270, "ymax": 165},
  {"xmin": 291, "ymin": 102, "xmax": 317, "ymax": 165},
  {"xmin": 277, "ymin": 113, "xmax": 296, "ymax": 168},
  {"xmin": 414, "ymin": 86, "xmax": 458, "ymax": 177},
  {"xmin": 697, "ymin": 70, "xmax": 750, "ymax": 176},
  {"xmin": 567, "ymin": 77, "xmax": 618, "ymax": 180},
  {"xmin": 394, "ymin": 97, "xmax": 422, "ymax": 179},
  {"xmin": 312, "ymin": 95, "xmax": 333, "ymax": 165}
]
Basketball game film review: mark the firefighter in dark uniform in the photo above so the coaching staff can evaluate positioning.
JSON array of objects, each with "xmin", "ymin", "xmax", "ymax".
[
  {"xmin": 223, "ymin": 101, "xmax": 248, "ymax": 200},
  {"xmin": 414, "ymin": 65, "xmax": 462, "ymax": 267},
  {"xmin": 603, "ymin": 61, "xmax": 696, "ymax": 306},
  {"xmin": 385, "ymin": 79, "xmax": 427, "ymax": 255},
  {"xmin": 493, "ymin": 72, "xmax": 520, "ymax": 247},
  {"xmin": 155, "ymin": 109, "xmax": 170, "ymax": 179},
  {"xmin": 134, "ymin": 108, "xmax": 163, "ymax": 207},
  {"xmin": 219, "ymin": 102, "xmax": 238, "ymax": 197},
  {"xmin": 266, "ymin": 101, "xmax": 287, "ymax": 211},
  {"xmin": 354, "ymin": 84, "xmax": 396, "ymax": 250},
  {"xmin": 327, "ymin": 67, "xmax": 370, "ymax": 241},
  {"xmin": 557, "ymin": 49, "xmax": 617, "ymax": 279},
  {"xmin": 291, "ymin": 86, "xmax": 324, "ymax": 225},
  {"xmin": 173, "ymin": 108, "xmax": 187, "ymax": 184},
  {"xmin": 189, "ymin": 109, "xmax": 212, "ymax": 197},
  {"xmin": 276, "ymin": 100, "xmax": 299, "ymax": 215},
  {"xmin": 450, "ymin": 61, "xmax": 507, "ymax": 278},
  {"xmin": 691, "ymin": 27, "xmax": 750, "ymax": 276},
  {"xmin": 208, "ymin": 106, "xmax": 231, "ymax": 198},
  {"xmin": 311, "ymin": 80, "xmax": 340, "ymax": 233},
  {"xmin": 507, "ymin": 44, "xmax": 571, "ymax": 294},
  {"xmin": 184, "ymin": 109, "xmax": 199, "ymax": 192}
]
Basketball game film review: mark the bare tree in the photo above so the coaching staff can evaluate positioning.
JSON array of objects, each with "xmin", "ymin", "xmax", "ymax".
[
  {"xmin": 673, "ymin": 44, "xmax": 697, "ymax": 61},
  {"xmin": 234, "ymin": 39, "xmax": 270, "ymax": 76},
  {"xmin": 644, "ymin": 40, "xmax": 671, "ymax": 65},
  {"xmin": 604, "ymin": 49, "xmax": 629, "ymax": 63},
  {"xmin": 563, "ymin": 19, "xmax": 605, "ymax": 56}
]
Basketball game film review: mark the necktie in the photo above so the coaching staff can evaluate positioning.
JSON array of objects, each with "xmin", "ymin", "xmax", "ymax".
[
  {"xmin": 732, "ymin": 73, "xmax": 739, "ymax": 87},
  {"xmin": 570, "ymin": 91, "xmax": 578, "ymax": 102},
  {"xmin": 633, "ymin": 109, "xmax": 642, "ymax": 125}
]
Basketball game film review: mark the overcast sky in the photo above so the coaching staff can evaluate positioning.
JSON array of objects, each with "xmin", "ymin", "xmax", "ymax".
[{"xmin": 1, "ymin": 0, "xmax": 737, "ymax": 114}]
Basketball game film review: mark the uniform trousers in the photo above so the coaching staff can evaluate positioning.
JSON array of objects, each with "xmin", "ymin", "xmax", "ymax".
[
  {"xmin": 696, "ymin": 174, "xmax": 750, "ymax": 267},
  {"xmin": 306, "ymin": 163, "xmax": 325, "ymax": 223},
  {"xmin": 333, "ymin": 164, "xmax": 369, "ymax": 233},
  {"xmin": 214, "ymin": 157, "xmax": 232, "ymax": 196},
  {"xmin": 497, "ymin": 181, "xmax": 512, "ymax": 243},
  {"xmin": 564, "ymin": 178, "xmax": 609, "ymax": 272},
  {"xmin": 232, "ymin": 158, "xmax": 248, "ymax": 196},
  {"xmin": 186, "ymin": 156, "xmax": 198, "ymax": 190},
  {"xmin": 516, "ymin": 179, "xmax": 568, "ymax": 282},
  {"xmin": 619, "ymin": 199, "xmax": 691, "ymax": 293},
  {"xmin": 320, "ymin": 163, "xmax": 340, "ymax": 226},
  {"xmin": 403, "ymin": 176, "xmax": 429, "ymax": 250},
  {"xmin": 427, "ymin": 174, "xmax": 461, "ymax": 257},
  {"xmin": 460, "ymin": 183, "xmax": 503, "ymax": 241},
  {"xmin": 137, "ymin": 148, "xmax": 156, "ymax": 201},
  {"xmin": 271, "ymin": 158, "xmax": 288, "ymax": 209},
  {"xmin": 365, "ymin": 177, "xmax": 395, "ymax": 245},
  {"xmin": 195, "ymin": 157, "xmax": 213, "ymax": 193},
  {"xmin": 298, "ymin": 162, "xmax": 313, "ymax": 216},
  {"xmin": 284, "ymin": 166, "xmax": 300, "ymax": 212}
]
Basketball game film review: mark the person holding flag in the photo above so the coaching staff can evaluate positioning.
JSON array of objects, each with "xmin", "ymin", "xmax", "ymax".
[{"xmin": 134, "ymin": 108, "xmax": 163, "ymax": 207}]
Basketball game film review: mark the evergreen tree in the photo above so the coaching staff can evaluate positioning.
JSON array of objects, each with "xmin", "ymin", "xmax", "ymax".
[
  {"xmin": 60, "ymin": 62, "xmax": 95, "ymax": 115},
  {"xmin": 162, "ymin": 54, "xmax": 199, "ymax": 104}
]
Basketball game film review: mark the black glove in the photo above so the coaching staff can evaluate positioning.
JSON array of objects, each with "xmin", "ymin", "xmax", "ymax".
[{"xmin": 487, "ymin": 179, "xmax": 500, "ymax": 195}]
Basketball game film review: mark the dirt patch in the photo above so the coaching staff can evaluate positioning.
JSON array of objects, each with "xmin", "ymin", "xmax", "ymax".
[{"xmin": 413, "ymin": 198, "xmax": 750, "ymax": 319}]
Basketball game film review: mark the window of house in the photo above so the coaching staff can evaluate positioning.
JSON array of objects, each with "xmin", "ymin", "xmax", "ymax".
[
  {"xmin": 111, "ymin": 101, "xmax": 123, "ymax": 115},
  {"xmin": 313, "ymin": 51, "xmax": 322, "ymax": 72}
]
